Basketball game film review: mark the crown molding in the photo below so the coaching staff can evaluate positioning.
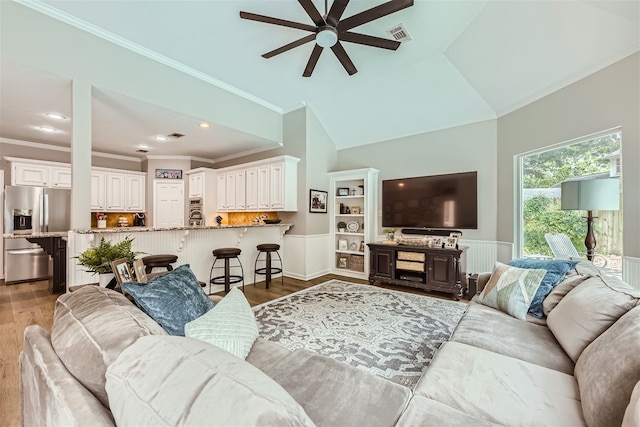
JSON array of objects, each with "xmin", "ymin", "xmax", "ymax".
[{"xmin": 0, "ymin": 137, "xmax": 142, "ymax": 162}]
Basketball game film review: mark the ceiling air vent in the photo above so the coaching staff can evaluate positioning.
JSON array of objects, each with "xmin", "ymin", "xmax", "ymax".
[
  {"xmin": 387, "ymin": 24, "xmax": 412, "ymax": 42},
  {"xmin": 168, "ymin": 132, "xmax": 185, "ymax": 138},
  {"xmin": 136, "ymin": 148, "xmax": 148, "ymax": 153}
]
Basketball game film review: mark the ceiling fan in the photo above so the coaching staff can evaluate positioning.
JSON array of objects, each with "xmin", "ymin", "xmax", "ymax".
[{"xmin": 240, "ymin": 0, "xmax": 414, "ymax": 77}]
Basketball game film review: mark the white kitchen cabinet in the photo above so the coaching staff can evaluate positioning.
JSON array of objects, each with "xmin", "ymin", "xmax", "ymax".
[
  {"xmin": 189, "ymin": 173, "xmax": 204, "ymax": 198},
  {"xmin": 12, "ymin": 162, "xmax": 50, "ymax": 186},
  {"xmin": 125, "ymin": 174, "xmax": 145, "ymax": 212},
  {"xmin": 217, "ymin": 171, "xmax": 241, "ymax": 211},
  {"xmin": 90, "ymin": 171, "xmax": 106, "ymax": 211},
  {"xmin": 245, "ymin": 167, "xmax": 258, "ymax": 210},
  {"xmin": 105, "ymin": 173, "xmax": 126, "ymax": 211},
  {"xmin": 235, "ymin": 170, "xmax": 246, "ymax": 210},
  {"xmin": 256, "ymin": 165, "xmax": 270, "ymax": 210},
  {"xmin": 50, "ymin": 166, "xmax": 72, "ymax": 188},
  {"xmin": 269, "ymin": 162, "xmax": 285, "ymax": 210}
]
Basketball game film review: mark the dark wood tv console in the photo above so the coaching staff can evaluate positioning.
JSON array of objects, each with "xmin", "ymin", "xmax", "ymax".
[{"xmin": 367, "ymin": 243, "xmax": 468, "ymax": 299}]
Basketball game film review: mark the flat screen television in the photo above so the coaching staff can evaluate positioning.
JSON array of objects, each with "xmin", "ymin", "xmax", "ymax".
[{"xmin": 382, "ymin": 171, "xmax": 477, "ymax": 229}]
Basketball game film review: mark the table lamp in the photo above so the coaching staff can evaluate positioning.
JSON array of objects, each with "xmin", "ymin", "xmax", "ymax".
[{"xmin": 561, "ymin": 177, "xmax": 620, "ymax": 261}]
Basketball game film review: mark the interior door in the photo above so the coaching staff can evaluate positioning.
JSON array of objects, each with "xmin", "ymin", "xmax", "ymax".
[{"xmin": 153, "ymin": 180, "xmax": 184, "ymax": 228}]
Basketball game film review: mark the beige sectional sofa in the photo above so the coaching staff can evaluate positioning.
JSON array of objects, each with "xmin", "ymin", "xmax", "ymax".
[{"xmin": 20, "ymin": 262, "xmax": 640, "ymax": 426}]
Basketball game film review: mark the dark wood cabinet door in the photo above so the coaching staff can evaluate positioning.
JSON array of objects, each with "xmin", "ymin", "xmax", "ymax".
[
  {"xmin": 428, "ymin": 254, "xmax": 454, "ymax": 287},
  {"xmin": 373, "ymin": 249, "xmax": 394, "ymax": 279}
]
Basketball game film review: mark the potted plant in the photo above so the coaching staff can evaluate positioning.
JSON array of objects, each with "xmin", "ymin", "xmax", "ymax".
[
  {"xmin": 76, "ymin": 236, "xmax": 142, "ymax": 287},
  {"xmin": 337, "ymin": 221, "xmax": 347, "ymax": 233},
  {"xmin": 384, "ymin": 228, "xmax": 397, "ymax": 241}
]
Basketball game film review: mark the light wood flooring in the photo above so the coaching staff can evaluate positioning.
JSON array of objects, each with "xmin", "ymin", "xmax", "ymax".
[{"xmin": 0, "ymin": 274, "xmax": 457, "ymax": 426}]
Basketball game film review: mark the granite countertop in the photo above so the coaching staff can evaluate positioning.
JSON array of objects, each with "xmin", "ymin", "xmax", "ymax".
[
  {"xmin": 72, "ymin": 223, "xmax": 293, "ymax": 234},
  {"xmin": 3, "ymin": 231, "xmax": 69, "ymax": 239}
]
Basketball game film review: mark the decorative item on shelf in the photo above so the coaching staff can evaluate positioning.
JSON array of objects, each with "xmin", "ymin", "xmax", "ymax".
[
  {"xmin": 117, "ymin": 216, "xmax": 129, "ymax": 227},
  {"xmin": 444, "ymin": 236, "xmax": 458, "ymax": 249},
  {"xmin": 337, "ymin": 221, "xmax": 347, "ymax": 233},
  {"xmin": 338, "ymin": 239, "xmax": 348, "ymax": 250},
  {"xmin": 349, "ymin": 241, "xmax": 358, "ymax": 251},
  {"xmin": 263, "ymin": 219, "xmax": 282, "ymax": 224},
  {"xmin": 337, "ymin": 188, "xmax": 349, "ymax": 196},
  {"xmin": 351, "ymin": 188, "xmax": 357, "ymax": 196},
  {"xmin": 96, "ymin": 212, "xmax": 107, "ymax": 229},
  {"xmin": 337, "ymin": 256, "xmax": 349, "ymax": 269},
  {"xmin": 359, "ymin": 240, "xmax": 365, "ymax": 252},
  {"xmin": 351, "ymin": 206, "xmax": 361, "ymax": 214},
  {"xmin": 216, "ymin": 215, "xmax": 223, "ymax": 226},
  {"xmin": 384, "ymin": 228, "xmax": 396, "ymax": 241},
  {"xmin": 350, "ymin": 254, "xmax": 364, "ymax": 272},
  {"xmin": 344, "ymin": 206, "xmax": 351, "ymax": 214},
  {"xmin": 347, "ymin": 221, "xmax": 359, "ymax": 232},
  {"xmin": 309, "ymin": 189, "xmax": 328, "ymax": 213},
  {"xmin": 132, "ymin": 259, "xmax": 147, "ymax": 283},
  {"xmin": 358, "ymin": 185, "xmax": 365, "ymax": 196}
]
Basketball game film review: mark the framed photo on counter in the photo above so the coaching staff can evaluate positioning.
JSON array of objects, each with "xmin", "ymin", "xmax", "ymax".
[{"xmin": 111, "ymin": 258, "xmax": 133, "ymax": 284}]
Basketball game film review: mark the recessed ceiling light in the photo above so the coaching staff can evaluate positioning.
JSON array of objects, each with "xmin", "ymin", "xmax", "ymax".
[
  {"xmin": 199, "ymin": 122, "xmax": 211, "ymax": 129},
  {"xmin": 38, "ymin": 126, "xmax": 60, "ymax": 133},
  {"xmin": 153, "ymin": 135, "xmax": 169, "ymax": 142},
  {"xmin": 45, "ymin": 112, "xmax": 67, "ymax": 120},
  {"xmin": 136, "ymin": 144, "xmax": 150, "ymax": 150}
]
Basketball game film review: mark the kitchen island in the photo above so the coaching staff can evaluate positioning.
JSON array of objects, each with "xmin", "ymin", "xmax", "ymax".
[{"xmin": 68, "ymin": 224, "xmax": 292, "ymax": 292}]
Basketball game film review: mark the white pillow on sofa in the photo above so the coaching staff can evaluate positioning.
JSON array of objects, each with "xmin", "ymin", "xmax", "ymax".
[{"xmin": 185, "ymin": 287, "xmax": 259, "ymax": 359}]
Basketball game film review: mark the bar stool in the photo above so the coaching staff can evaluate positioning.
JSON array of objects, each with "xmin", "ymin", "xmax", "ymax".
[
  {"xmin": 254, "ymin": 243, "xmax": 283, "ymax": 289},
  {"xmin": 210, "ymin": 248, "xmax": 244, "ymax": 294},
  {"xmin": 142, "ymin": 254, "xmax": 178, "ymax": 274}
]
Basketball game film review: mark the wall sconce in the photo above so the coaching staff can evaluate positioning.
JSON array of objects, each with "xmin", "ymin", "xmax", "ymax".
[{"xmin": 561, "ymin": 177, "xmax": 620, "ymax": 261}]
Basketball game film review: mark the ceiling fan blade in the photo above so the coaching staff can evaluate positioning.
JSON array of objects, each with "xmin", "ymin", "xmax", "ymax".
[
  {"xmin": 298, "ymin": 0, "xmax": 325, "ymax": 27},
  {"xmin": 263, "ymin": 34, "xmax": 316, "ymax": 58},
  {"xmin": 240, "ymin": 11, "xmax": 316, "ymax": 32},
  {"xmin": 338, "ymin": 0, "xmax": 413, "ymax": 31},
  {"xmin": 326, "ymin": 0, "xmax": 350, "ymax": 27},
  {"xmin": 303, "ymin": 45, "xmax": 324, "ymax": 77},
  {"xmin": 330, "ymin": 42, "xmax": 357, "ymax": 75},
  {"xmin": 340, "ymin": 31, "xmax": 400, "ymax": 50}
]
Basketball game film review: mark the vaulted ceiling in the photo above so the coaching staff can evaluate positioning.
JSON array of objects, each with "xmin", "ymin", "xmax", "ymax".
[{"xmin": 1, "ymin": 0, "xmax": 638, "ymax": 160}]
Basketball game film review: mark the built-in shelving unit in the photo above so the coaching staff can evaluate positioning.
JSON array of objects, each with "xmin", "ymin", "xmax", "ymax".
[{"xmin": 328, "ymin": 168, "xmax": 379, "ymax": 280}]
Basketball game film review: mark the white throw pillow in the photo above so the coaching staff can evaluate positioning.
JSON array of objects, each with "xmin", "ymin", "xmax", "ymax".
[{"xmin": 185, "ymin": 287, "xmax": 259, "ymax": 359}]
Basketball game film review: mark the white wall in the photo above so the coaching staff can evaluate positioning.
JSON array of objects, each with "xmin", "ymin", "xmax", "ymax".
[
  {"xmin": 335, "ymin": 120, "xmax": 498, "ymax": 242},
  {"xmin": 497, "ymin": 52, "xmax": 640, "ymax": 260}
]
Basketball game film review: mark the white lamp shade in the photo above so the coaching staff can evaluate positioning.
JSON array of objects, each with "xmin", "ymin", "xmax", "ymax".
[{"xmin": 561, "ymin": 178, "xmax": 620, "ymax": 211}]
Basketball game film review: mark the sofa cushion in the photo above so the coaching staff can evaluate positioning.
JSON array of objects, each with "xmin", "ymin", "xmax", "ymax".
[
  {"xmin": 21, "ymin": 325, "xmax": 115, "ymax": 426},
  {"xmin": 246, "ymin": 337, "xmax": 292, "ymax": 373},
  {"xmin": 396, "ymin": 395, "xmax": 496, "ymax": 427},
  {"xmin": 507, "ymin": 258, "xmax": 579, "ymax": 318},
  {"xmin": 122, "ymin": 264, "xmax": 213, "ymax": 336},
  {"xmin": 51, "ymin": 286, "xmax": 167, "ymax": 408},
  {"xmin": 185, "ymin": 287, "xmax": 259, "ymax": 359},
  {"xmin": 415, "ymin": 341, "xmax": 585, "ymax": 426},
  {"xmin": 449, "ymin": 300, "xmax": 574, "ymax": 374},
  {"xmin": 264, "ymin": 348, "xmax": 411, "ymax": 427},
  {"xmin": 547, "ymin": 274, "xmax": 640, "ymax": 362},
  {"xmin": 476, "ymin": 262, "xmax": 546, "ymax": 320},
  {"xmin": 575, "ymin": 305, "xmax": 640, "ymax": 427},
  {"xmin": 105, "ymin": 335, "xmax": 315, "ymax": 427},
  {"xmin": 543, "ymin": 273, "xmax": 591, "ymax": 316},
  {"xmin": 623, "ymin": 380, "xmax": 640, "ymax": 427}
]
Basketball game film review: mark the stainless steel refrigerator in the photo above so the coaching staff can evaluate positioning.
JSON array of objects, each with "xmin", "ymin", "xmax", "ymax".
[{"xmin": 4, "ymin": 186, "xmax": 70, "ymax": 283}]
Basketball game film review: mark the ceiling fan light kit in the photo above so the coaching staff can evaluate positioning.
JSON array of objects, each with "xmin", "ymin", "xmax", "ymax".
[{"xmin": 240, "ymin": 0, "xmax": 414, "ymax": 77}]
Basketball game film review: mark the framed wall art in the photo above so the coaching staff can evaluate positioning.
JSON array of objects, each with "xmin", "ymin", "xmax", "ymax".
[
  {"xmin": 310, "ymin": 189, "xmax": 328, "ymax": 213},
  {"xmin": 155, "ymin": 169, "xmax": 182, "ymax": 179},
  {"xmin": 337, "ymin": 187, "xmax": 350, "ymax": 196}
]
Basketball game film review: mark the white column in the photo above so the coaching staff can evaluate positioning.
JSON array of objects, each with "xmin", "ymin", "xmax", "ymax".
[{"xmin": 71, "ymin": 79, "xmax": 92, "ymax": 230}]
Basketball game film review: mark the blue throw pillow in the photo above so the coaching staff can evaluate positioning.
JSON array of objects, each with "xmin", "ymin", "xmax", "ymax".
[
  {"xmin": 122, "ymin": 264, "xmax": 214, "ymax": 336},
  {"xmin": 507, "ymin": 259, "xmax": 579, "ymax": 318}
]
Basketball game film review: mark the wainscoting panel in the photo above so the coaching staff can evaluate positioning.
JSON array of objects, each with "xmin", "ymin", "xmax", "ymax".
[
  {"xmin": 623, "ymin": 256, "xmax": 640, "ymax": 289},
  {"xmin": 283, "ymin": 234, "xmax": 331, "ymax": 280}
]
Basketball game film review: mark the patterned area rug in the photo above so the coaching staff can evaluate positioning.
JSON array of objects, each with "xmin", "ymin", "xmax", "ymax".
[{"xmin": 253, "ymin": 280, "xmax": 467, "ymax": 388}]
